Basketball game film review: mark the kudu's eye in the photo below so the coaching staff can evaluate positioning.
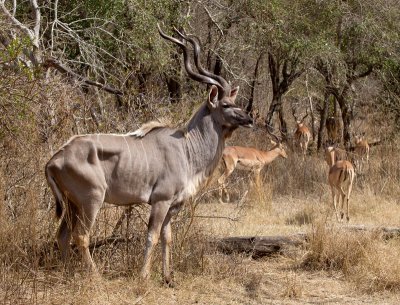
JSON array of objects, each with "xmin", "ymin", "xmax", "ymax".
[{"xmin": 222, "ymin": 104, "xmax": 231, "ymax": 108}]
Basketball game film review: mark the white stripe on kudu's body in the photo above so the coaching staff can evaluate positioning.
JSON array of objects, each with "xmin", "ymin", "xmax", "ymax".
[{"xmin": 45, "ymin": 26, "xmax": 253, "ymax": 285}]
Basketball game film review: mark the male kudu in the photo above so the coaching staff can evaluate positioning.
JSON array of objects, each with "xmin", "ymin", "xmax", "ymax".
[{"xmin": 45, "ymin": 26, "xmax": 253, "ymax": 284}]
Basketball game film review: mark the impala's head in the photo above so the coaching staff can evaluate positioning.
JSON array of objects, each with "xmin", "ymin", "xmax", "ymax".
[
  {"xmin": 354, "ymin": 133, "xmax": 366, "ymax": 145},
  {"xmin": 158, "ymin": 25, "xmax": 253, "ymax": 131},
  {"xmin": 267, "ymin": 126, "xmax": 288, "ymax": 158},
  {"xmin": 271, "ymin": 140, "xmax": 288, "ymax": 159},
  {"xmin": 292, "ymin": 106, "xmax": 308, "ymax": 129}
]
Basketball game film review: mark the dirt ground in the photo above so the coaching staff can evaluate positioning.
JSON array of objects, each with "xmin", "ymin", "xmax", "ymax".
[{"xmin": 5, "ymin": 192, "xmax": 399, "ymax": 305}]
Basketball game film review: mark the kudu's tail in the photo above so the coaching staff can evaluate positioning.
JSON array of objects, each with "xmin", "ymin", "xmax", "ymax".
[{"xmin": 45, "ymin": 163, "xmax": 64, "ymax": 219}]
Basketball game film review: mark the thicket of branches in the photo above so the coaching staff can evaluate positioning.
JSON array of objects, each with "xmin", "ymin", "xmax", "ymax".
[
  {"xmin": 1, "ymin": 1, "xmax": 399, "ymax": 147},
  {"xmin": 1, "ymin": 0, "xmax": 400, "ymax": 213}
]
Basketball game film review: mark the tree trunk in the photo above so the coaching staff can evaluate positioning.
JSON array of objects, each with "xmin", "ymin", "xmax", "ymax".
[
  {"xmin": 265, "ymin": 96, "xmax": 281, "ymax": 126},
  {"xmin": 338, "ymin": 96, "xmax": 352, "ymax": 149},
  {"xmin": 317, "ymin": 93, "xmax": 330, "ymax": 151},
  {"xmin": 213, "ymin": 54, "xmax": 223, "ymax": 76},
  {"xmin": 265, "ymin": 52, "xmax": 302, "ymax": 135},
  {"xmin": 278, "ymin": 106, "xmax": 288, "ymax": 136},
  {"xmin": 246, "ymin": 52, "xmax": 263, "ymax": 114}
]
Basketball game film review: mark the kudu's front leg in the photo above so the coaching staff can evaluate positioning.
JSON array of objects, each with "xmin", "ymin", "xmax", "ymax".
[
  {"xmin": 141, "ymin": 201, "xmax": 171, "ymax": 281},
  {"xmin": 160, "ymin": 201, "xmax": 183, "ymax": 286}
]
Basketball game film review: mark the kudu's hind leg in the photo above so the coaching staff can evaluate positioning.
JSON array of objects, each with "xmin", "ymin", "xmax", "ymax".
[
  {"xmin": 57, "ymin": 201, "xmax": 78, "ymax": 263},
  {"xmin": 141, "ymin": 200, "xmax": 171, "ymax": 281},
  {"xmin": 71, "ymin": 198, "xmax": 102, "ymax": 273}
]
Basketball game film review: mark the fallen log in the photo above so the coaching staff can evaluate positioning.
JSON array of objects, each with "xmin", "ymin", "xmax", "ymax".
[
  {"xmin": 82, "ymin": 225, "xmax": 400, "ymax": 258},
  {"xmin": 212, "ymin": 225, "xmax": 400, "ymax": 258},
  {"xmin": 212, "ymin": 234, "xmax": 307, "ymax": 259},
  {"xmin": 340, "ymin": 224, "xmax": 400, "ymax": 239}
]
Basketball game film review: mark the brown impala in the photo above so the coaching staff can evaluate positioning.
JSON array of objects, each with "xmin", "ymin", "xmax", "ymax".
[
  {"xmin": 325, "ymin": 145, "xmax": 355, "ymax": 222},
  {"xmin": 353, "ymin": 133, "xmax": 370, "ymax": 173},
  {"xmin": 218, "ymin": 130, "xmax": 287, "ymax": 203},
  {"xmin": 45, "ymin": 25, "xmax": 253, "ymax": 284},
  {"xmin": 292, "ymin": 108, "xmax": 311, "ymax": 158}
]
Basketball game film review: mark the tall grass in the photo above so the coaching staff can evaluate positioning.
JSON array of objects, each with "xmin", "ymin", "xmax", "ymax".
[
  {"xmin": 301, "ymin": 221, "xmax": 400, "ymax": 292},
  {"xmin": 1, "ymin": 63, "xmax": 400, "ymax": 303}
]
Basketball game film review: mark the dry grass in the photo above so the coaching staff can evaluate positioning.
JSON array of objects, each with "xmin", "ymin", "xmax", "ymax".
[{"xmin": 1, "ymin": 67, "xmax": 400, "ymax": 304}]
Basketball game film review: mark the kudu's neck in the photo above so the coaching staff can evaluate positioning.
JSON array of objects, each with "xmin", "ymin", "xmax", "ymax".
[{"xmin": 184, "ymin": 104, "xmax": 225, "ymax": 177}]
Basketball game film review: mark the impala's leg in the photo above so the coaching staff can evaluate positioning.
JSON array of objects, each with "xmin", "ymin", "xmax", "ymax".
[
  {"xmin": 161, "ymin": 201, "xmax": 183, "ymax": 285},
  {"xmin": 339, "ymin": 187, "xmax": 346, "ymax": 222},
  {"xmin": 331, "ymin": 186, "xmax": 339, "ymax": 221},
  {"xmin": 254, "ymin": 168, "xmax": 262, "ymax": 187},
  {"xmin": 217, "ymin": 174, "xmax": 227, "ymax": 203},
  {"xmin": 345, "ymin": 179, "xmax": 354, "ymax": 223},
  {"xmin": 72, "ymin": 195, "xmax": 103, "ymax": 273},
  {"xmin": 303, "ymin": 141, "xmax": 307, "ymax": 159},
  {"xmin": 57, "ymin": 201, "xmax": 78, "ymax": 263},
  {"xmin": 141, "ymin": 200, "xmax": 171, "ymax": 280},
  {"xmin": 218, "ymin": 157, "xmax": 235, "ymax": 203}
]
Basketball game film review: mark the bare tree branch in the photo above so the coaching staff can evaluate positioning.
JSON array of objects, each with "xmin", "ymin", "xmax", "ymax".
[
  {"xmin": 30, "ymin": 0, "xmax": 40, "ymax": 47},
  {"xmin": 203, "ymin": 6, "xmax": 224, "ymax": 36},
  {"xmin": 43, "ymin": 58, "xmax": 123, "ymax": 96},
  {"xmin": 11, "ymin": 0, "xmax": 16, "ymax": 16},
  {"xmin": 0, "ymin": 0, "xmax": 38, "ymax": 48}
]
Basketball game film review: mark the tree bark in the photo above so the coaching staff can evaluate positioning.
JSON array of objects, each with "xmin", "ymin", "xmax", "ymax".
[
  {"xmin": 265, "ymin": 52, "xmax": 303, "ymax": 135},
  {"xmin": 211, "ymin": 225, "xmax": 400, "ymax": 258},
  {"xmin": 213, "ymin": 235, "xmax": 305, "ymax": 259},
  {"xmin": 340, "ymin": 100, "xmax": 352, "ymax": 149},
  {"xmin": 317, "ymin": 93, "xmax": 330, "ymax": 151},
  {"xmin": 246, "ymin": 52, "xmax": 263, "ymax": 114}
]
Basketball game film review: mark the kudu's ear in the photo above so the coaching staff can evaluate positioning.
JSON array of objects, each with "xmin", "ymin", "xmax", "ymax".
[
  {"xmin": 230, "ymin": 86, "xmax": 240, "ymax": 102},
  {"xmin": 208, "ymin": 85, "xmax": 219, "ymax": 109}
]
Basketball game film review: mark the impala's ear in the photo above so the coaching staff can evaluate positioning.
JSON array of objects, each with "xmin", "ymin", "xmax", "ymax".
[
  {"xmin": 208, "ymin": 85, "xmax": 219, "ymax": 109},
  {"xmin": 230, "ymin": 86, "xmax": 239, "ymax": 102}
]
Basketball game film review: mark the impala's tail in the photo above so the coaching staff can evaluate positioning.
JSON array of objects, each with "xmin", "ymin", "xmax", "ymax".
[{"xmin": 45, "ymin": 162, "xmax": 64, "ymax": 219}]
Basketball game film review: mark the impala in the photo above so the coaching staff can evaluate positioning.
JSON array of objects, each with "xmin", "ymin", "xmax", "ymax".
[
  {"xmin": 218, "ymin": 131, "xmax": 287, "ymax": 203},
  {"xmin": 353, "ymin": 134, "xmax": 370, "ymax": 173},
  {"xmin": 45, "ymin": 26, "xmax": 253, "ymax": 284},
  {"xmin": 325, "ymin": 145, "xmax": 355, "ymax": 222},
  {"xmin": 293, "ymin": 109, "xmax": 311, "ymax": 158}
]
